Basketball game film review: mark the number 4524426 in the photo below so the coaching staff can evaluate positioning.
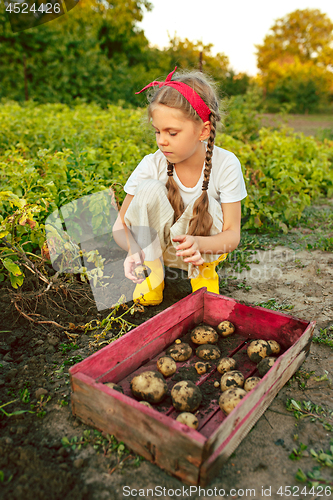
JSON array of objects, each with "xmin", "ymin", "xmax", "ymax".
[
  {"xmin": 6, "ymin": 3, "xmax": 61, "ymax": 14},
  {"xmin": 277, "ymin": 485, "xmax": 332, "ymax": 496}
]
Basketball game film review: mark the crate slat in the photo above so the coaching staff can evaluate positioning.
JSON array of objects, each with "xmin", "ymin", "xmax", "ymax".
[
  {"xmin": 71, "ymin": 371, "xmax": 205, "ymax": 485},
  {"xmin": 202, "ymin": 321, "xmax": 315, "ymax": 458},
  {"xmin": 199, "ymin": 345, "xmax": 309, "ymax": 486},
  {"xmin": 204, "ymin": 294, "xmax": 309, "ymax": 350}
]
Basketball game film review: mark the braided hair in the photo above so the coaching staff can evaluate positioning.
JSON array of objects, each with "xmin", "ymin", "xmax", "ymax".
[{"xmin": 147, "ymin": 70, "xmax": 221, "ymax": 236}]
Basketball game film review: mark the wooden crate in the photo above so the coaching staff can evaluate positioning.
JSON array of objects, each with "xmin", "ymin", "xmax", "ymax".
[{"xmin": 69, "ymin": 289, "xmax": 315, "ymax": 486}]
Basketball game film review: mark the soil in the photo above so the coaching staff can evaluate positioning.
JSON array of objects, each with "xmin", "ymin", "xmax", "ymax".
[{"xmin": 0, "ymin": 244, "xmax": 332, "ymax": 500}]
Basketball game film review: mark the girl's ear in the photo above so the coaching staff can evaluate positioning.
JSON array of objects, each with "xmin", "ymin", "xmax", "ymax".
[{"xmin": 199, "ymin": 121, "xmax": 211, "ymax": 141}]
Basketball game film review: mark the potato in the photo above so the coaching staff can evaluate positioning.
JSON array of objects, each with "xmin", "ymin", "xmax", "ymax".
[
  {"xmin": 244, "ymin": 376, "xmax": 261, "ymax": 392},
  {"xmin": 156, "ymin": 356, "xmax": 177, "ymax": 377},
  {"xmin": 139, "ymin": 401, "xmax": 153, "ymax": 408},
  {"xmin": 220, "ymin": 370, "xmax": 245, "ymax": 391},
  {"xmin": 131, "ymin": 371, "xmax": 167, "ymax": 404},
  {"xmin": 176, "ymin": 412, "xmax": 199, "ymax": 430},
  {"xmin": 247, "ymin": 339, "xmax": 271, "ymax": 363},
  {"xmin": 171, "ymin": 380, "xmax": 202, "ymax": 412},
  {"xmin": 216, "ymin": 320, "xmax": 235, "ymax": 337},
  {"xmin": 104, "ymin": 382, "xmax": 124, "ymax": 394},
  {"xmin": 133, "ymin": 264, "xmax": 150, "ymax": 280},
  {"xmin": 196, "ymin": 344, "xmax": 221, "ymax": 361},
  {"xmin": 267, "ymin": 340, "xmax": 281, "ymax": 355},
  {"xmin": 166, "ymin": 342, "xmax": 192, "ymax": 362},
  {"xmin": 190, "ymin": 324, "xmax": 218, "ymax": 345},
  {"xmin": 219, "ymin": 387, "xmax": 247, "ymax": 415},
  {"xmin": 217, "ymin": 357, "xmax": 237, "ymax": 375},
  {"xmin": 247, "ymin": 339, "xmax": 281, "ymax": 363},
  {"xmin": 194, "ymin": 361, "xmax": 210, "ymax": 375},
  {"xmin": 257, "ymin": 357, "xmax": 276, "ymax": 376}
]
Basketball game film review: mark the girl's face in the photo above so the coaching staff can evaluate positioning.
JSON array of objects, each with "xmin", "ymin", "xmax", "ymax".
[{"xmin": 150, "ymin": 104, "xmax": 210, "ymax": 167}]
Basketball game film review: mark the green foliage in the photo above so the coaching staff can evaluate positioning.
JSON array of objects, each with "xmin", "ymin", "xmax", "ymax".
[
  {"xmin": 223, "ymin": 87, "xmax": 263, "ymax": 142},
  {"xmin": 256, "ymin": 9, "xmax": 333, "ymax": 71},
  {"xmin": 219, "ymin": 231, "xmax": 261, "ymax": 276},
  {"xmin": 0, "ymin": 470, "xmax": 13, "ymax": 484},
  {"xmin": 218, "ymin": 127, "xmax": 333, "ymax": 232},
  {"xmin": 256, "ymin": 9, "xmax": 333, "ymax": 114},
  {"xmin": 0, "ymin": 1, "xmax": 248, "ymax": 107},
  {"xmin": 61, "ymin": 429, "xmax": 143, "ymax": 472},
  {"xmin": 59, "ymin": 342, "xmax": 79, "ymax": 355},
  {"xmin": 0, "ymin": 0, "xmax": 154, "ymax": 107},
  {"xmin": 313, "ymin": 326, "xmax": 333, "ymax": 349},
  {"xmin": 30, "ymin": 394, "xmax": 52, "ymax": 418},
  {"xmin": 289, "ymin": 442, "xmax": 308, "ymax": 460},
  {"xmin": 254, "ymin": 298, "xmax": 294, "ymax": 311},
  {"xmin": 286, "ymin": 399, "xmax": 333, "ymax": 432},
  {"xmin": 287, "ymin": 370, "xmax": 315, "ymax": 390},
  {"xmin": 295, "ymin": 441, "xmax": 333, "ymax": 489},
  {"xmin": 61, "ymin": 429, "xmax": 128, "ymax": 454},
  {"xmin": 19, "ymin": 387, "xmax": 31, "ymax": 404},
  {"xmin": 0, "ymin": 399, "xmax": 31, "ymax": 418},
  {"xmin": 1, "ymin": 101, "xmax": 333, "ymax": 287},
  {"xmin": 85, "ymin": 295, "xmax": 141, "ymax": 347}
]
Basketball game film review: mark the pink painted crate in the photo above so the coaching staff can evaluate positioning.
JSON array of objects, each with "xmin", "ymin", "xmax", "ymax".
[{"xmin": 69, "ymin": 288, "xmax": 315, "ymax": 486}]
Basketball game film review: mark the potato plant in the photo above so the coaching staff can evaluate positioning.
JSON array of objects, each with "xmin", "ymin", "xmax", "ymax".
[{"xmin": 1, "ymin": 101, "xmax": 333, "ymax": 287}]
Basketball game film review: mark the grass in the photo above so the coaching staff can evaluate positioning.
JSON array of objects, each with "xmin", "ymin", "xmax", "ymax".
[
  {"xmin": 244, "ymin": 198, "xmax": 333, "ymax": 252},
  {"xmin": 313, "ymin": 326, "xmax": 333, "ymax": 349},
  {"xmin": 254, "ymin": 298, "xmax": 294, "ymax": 311}
]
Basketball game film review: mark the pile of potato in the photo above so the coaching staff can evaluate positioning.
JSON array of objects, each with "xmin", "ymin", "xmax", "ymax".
[
  {"xmin": 104, "ymin": 321, "xmax": 281, "ymax": 427},
  {"xmin": 247, "ymin": 339, "xmax": 280, "ymax": 376}
]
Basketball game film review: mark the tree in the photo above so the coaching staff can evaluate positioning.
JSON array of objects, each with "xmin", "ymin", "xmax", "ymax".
[
  {"xmin": 260, "ymin": 58, "xmax": 333, "ymax": 113},
  {"xmin": 165, "ymin": 36, "xmax": 229, "ymax": 82},
  {"xmin": 255, "ymin": 9, "xmax": 333, "ymax": 112},
  {"xmin": 0, "ymin": 0, "xmax": 153, "ymax": 105},
  {"xmin": 256, "ymin": 9, "xmax": 333, "ymax": 71}
]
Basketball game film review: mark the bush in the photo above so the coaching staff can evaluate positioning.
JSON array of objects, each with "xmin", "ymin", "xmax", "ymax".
[{"xmin": 1, "ymin": 101, "xmax": 333, "ymax": 287}]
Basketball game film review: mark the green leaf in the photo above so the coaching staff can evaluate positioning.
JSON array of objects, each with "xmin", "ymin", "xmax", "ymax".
[
  {"xmin": 291, "ymin": 399, "xmax": 302, "ymax": 411},
  {"xmin": 295, "ymin": 468, "xmax": 307, "ymax": 482},
  {"xmin": 10, "ymin": 273, "xmax": 24, "ymax": 289},
  {"xmin": 61, "ymin": 437, "xmax": 71, "ymax": 446},
  {"xmin": 1, "ymin": 258, "xmax": 22, "ymax": 276}
]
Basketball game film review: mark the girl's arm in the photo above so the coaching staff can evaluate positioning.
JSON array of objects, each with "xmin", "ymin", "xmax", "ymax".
[
  {"xmin": 112, "ymin": 194, "xmax": 136, "ymax": 252},
  {"xmin": 113, "ymin": 194, "xmax": 145, "ymax": 282},
  {"xmin": 173, "ymin": 201, "xmax": 241, "ymax": 262},
  {"xmin": 197, "ymin": 201, "xmax": 241, "ymax": 254}
]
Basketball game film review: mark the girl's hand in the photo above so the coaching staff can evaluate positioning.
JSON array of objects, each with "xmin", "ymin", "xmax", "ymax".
[
  {"xmin": 172, "ymin": 235, "xmax": 205, "ymax": 266},
  {"xmin": 124, "ymin": 250, "xmax": 146, "ymax": 283}
]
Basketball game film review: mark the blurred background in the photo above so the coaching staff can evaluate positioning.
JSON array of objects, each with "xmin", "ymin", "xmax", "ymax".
[
  {"xmin": 0, "ymin": 0, "xmax": 333, "ymax": 290},
  {"xmin": 1, "ymin": 0, "xmax": 333, "ymax": 114}
]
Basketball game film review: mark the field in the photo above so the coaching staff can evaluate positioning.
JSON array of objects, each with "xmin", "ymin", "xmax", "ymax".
[
  {"xmin": 260, "ymin": 113, "xmax": 333, "ymax": 140},
  {"xmin": 0, "ymin": 104, "xmax": 333, "ymax": 499}
]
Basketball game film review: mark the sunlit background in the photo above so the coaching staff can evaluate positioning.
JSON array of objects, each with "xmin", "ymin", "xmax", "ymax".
[{"xmin": 139, "ymin": 0, "xmax": 333, "ymax": 75}]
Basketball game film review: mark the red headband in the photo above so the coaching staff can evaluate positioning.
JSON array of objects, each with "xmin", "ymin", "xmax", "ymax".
[{"xmin": 135, "ymin": 67, "xmax": 211, "ymax": 123}]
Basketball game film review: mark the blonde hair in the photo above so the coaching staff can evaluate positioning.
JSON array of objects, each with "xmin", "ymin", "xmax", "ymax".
[{"xmin": 147, "ymin": 70, "xmax": 221, "ymax": 237}]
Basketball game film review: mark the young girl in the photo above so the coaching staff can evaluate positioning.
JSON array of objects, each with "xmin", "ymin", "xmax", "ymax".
[{"xmin": 113, "ymin": 68, "xmax": 247, "ymax": 305}]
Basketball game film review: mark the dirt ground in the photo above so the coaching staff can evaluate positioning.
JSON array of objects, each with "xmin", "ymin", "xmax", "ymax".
[{"xmin": 0, "ymin": 243, "xmax": 332, "ymax": 500}]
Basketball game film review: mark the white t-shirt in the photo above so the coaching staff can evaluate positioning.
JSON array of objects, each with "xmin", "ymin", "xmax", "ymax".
[{"xmin": 124, "ymin": 146, "xmax": 247, "ymax": 207}]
